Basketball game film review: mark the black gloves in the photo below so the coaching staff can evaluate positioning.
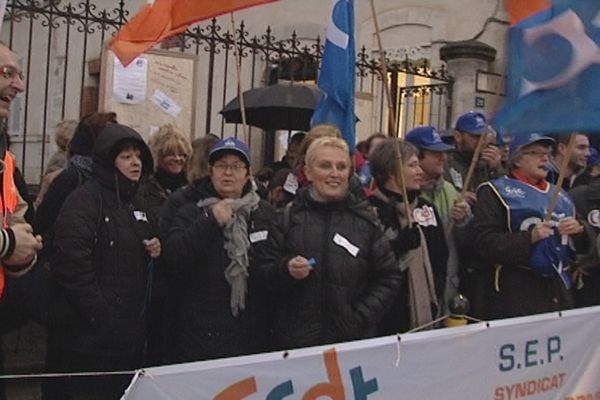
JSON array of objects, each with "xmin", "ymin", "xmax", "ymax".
[{"xmin": 391, "ymin": 224, "xmax": 421, "ymax": 256}]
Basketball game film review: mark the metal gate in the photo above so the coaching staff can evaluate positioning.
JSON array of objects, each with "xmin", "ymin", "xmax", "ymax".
[{"xmin": 3, "ymin": 0, "xmax": 452, "ymax": 183}]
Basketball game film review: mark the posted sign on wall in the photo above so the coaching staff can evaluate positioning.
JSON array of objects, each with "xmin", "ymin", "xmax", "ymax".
[{"xmin": 122, "ymin": 306, "xmax": 600, "ymax": 399}]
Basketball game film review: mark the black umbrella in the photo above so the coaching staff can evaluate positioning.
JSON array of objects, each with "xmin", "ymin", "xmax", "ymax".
[{"xmin": 220, "ymin": 84, "xmax": 322, "ymax": 131}]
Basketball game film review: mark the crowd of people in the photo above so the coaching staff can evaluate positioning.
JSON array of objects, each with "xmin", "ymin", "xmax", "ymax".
[{"xmin": 0, "ymin": 38, "xmax": 599, "ymax": 399}]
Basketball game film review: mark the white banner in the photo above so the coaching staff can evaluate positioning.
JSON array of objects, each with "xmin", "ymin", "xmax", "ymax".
[{"xmin": 123, "ymin": 306, "xmax": 600, "ymax": 399}]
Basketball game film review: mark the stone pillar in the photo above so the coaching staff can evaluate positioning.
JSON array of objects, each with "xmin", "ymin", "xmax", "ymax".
[{"xmin": 440, "ymin": 40, "xmax": 497, "ymax": 125}]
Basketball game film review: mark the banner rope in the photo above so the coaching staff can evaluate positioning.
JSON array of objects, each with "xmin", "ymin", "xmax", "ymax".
[{"xmin": 0, "ymin": 369, "xmax": 138, "ymax": 380}]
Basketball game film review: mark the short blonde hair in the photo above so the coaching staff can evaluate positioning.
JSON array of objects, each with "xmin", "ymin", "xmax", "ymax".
[
  {"xmin": 305, "ymin": 136, "xmax": 349, "ymax": 167},
  {"xmin": 54, "ymin": 120, "xmax": 77, "ymax": 151},
  {"xmin": 147, "ymin": 124, "xmax": 192, "ymax": 169}
]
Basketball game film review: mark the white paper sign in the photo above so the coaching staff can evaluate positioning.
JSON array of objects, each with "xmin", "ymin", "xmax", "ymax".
[
  {"xmin": 112, "ymin": 57, "xmax": 147, "ymax": 104},
  {"xmin": 151, "ymin": 89, "xmax": 182, "ymax": 117}
]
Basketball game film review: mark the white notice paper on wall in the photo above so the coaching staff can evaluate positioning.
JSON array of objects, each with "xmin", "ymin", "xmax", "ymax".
[
  {"xmin": 151, "ymin": 89, "xmax": 182, "ymax": 117},
  {"xmin": 113, "ymin": 57, "xmax": 148, "ymax": 104}
]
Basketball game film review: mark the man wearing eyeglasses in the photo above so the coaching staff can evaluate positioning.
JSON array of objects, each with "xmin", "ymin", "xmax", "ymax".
[
  {"xmin": 471, "ymin": 133, "xmax": 584, "ymax": 319},
  {"xmin": 0, "ymin": 42, "xmax": 43, "ymax": 302}
]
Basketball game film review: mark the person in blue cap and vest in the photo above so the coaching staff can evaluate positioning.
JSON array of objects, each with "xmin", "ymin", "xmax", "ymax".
[
  {"xmin": 405, "ymin": 126, "xmax": 471, "ymax": 310},
  {"xmin": 472, "ymin": 133, "xmax": 584, "ymax": 319},
  {"xmin": 162, "ymin": 136, "xmax": 275, "ymax": 362}
]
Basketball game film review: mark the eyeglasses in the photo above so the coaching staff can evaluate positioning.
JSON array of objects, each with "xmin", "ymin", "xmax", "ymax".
[
  {"xmin": 0, "ymin": 65, "xmax": 24, "ymax": 82},
  {"xmin": 522, "ymin": 150, "xmax": 551, "ymax": 158},
  {"xmin": 213, "ymin": 162, "xmax": 247, "ymax": 173}
]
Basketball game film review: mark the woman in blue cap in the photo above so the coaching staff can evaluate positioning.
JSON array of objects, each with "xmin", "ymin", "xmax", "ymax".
[
  {"xmin": 162, "ymin": 137, "xmax": 275, "ymax": 362},
  {"xmin": 472, "ymin": 133, "xmax": 584, "ymax": 319}
]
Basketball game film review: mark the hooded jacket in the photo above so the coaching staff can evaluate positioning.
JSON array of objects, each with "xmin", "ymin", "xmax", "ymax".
[{"xmin": 50, "ymin": 123, "xmax": 156, "ymax": 356}]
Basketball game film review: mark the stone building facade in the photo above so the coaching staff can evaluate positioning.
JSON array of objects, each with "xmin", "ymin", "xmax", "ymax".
[{"xmin": 1, "ymin": 0, "xmax": 509, "ymax": 182}]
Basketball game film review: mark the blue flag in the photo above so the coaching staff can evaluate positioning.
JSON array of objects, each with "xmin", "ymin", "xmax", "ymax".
[
  {"xmin": 311, "ymin": 0, "xmax": 356, "ymax": 150},
  {"xmin": 492, "ymin": 0, "xmax": 600, "ymax": 135}
]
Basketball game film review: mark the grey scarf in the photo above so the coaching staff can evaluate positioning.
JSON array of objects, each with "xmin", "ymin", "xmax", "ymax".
[
  {"xmin": 197, "ymin": 190, "xmax": 261, "ymax": 316},
  {"xmin": 373, "ymin": 189, "xmax": 439, "ymax": 329}
]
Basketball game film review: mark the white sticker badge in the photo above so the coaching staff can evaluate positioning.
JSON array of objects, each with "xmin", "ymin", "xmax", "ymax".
[
  {"xmin": 249, "ymin": 230, "xmax": 268, "ymax": 243},
  {"xmin": 133, "ymin": 210, "xmax": 148, "ymax": 222},
  {"xmin": 333, "ymin": 233, "xmax": 359, "ymax": 257}
]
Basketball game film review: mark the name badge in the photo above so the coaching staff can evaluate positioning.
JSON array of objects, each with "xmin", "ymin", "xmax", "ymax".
[
  {"xmin": 283, "ymin": 173, "xmax": 299, "ymax": 194},
  {"xmin": 450, "ymin": 168, "xmax": 463, "ymax": 189},
  {"xmin": 413, "ymin": 205, "xmax": 438, "ymax": 227},
  {"xmin": 333, "ymin": 233, "xmax": 359, "ymax": 257},
  {"xmin": 249, "ymin": 230, "xmax": 268, "ymax": 243},
  {"xmin": 133, "ymin": 210, "xmax": 148, "ymax": 222}
]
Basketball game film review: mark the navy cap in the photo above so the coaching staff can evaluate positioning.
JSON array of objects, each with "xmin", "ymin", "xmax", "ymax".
[
  {"xmin": 455, "ymin": 111, "xmax": 488, "ymax": 135},
  {"xmin": 406, "ymin": 126, "xmax": 454, "ymax": 152},
  {"xmin": 509, "ymin": 132, "xmax": 555, "ymax": 156},
  {"xmin": 209, "ymin": 137, "xmax": 251, "ymax": 165}
]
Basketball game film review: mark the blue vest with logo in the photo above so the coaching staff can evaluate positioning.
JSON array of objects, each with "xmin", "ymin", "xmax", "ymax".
[{"xmin": 484, "ymin": 176, "xmax": 574, "ymax": 282}]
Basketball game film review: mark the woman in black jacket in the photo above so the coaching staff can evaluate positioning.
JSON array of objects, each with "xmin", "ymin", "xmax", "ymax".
[
  {"xmin": 368, "ymin": 139, "xmax": 448, "ymax": 334},
  {"xmin": 47, "ymin": 123, "xmax": 160, "ymax": 400},
  {"xmin": 163, "ymin": 137, "xmax": 275, "ymax": 363},
  {"xmin": 256, "ymin": 136, "xmax": 400, "ymax": 350}
]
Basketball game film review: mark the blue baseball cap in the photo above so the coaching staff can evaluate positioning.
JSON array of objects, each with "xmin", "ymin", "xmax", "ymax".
[
  {"xmin": 406, "ymin": 126, "xmax": 454, "ymax": 152},
  {"xmin": 509, "ymin": 132, "xmax": 555, "ymax": 156},
  {"xmin": 455, "ymin": 111, "xmax": 489, "ymax": 135},
  {"xmin": 209, "ymin": 136, "xmax": 251, "ymax": 166}
]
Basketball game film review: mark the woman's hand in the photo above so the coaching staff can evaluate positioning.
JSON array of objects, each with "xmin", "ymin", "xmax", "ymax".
[
  {"xmin": 557, "ymin": 217, "xmax": 584, "ymax": 236},
  {"xmin": 531, "ymin": 221, "xmax": 553, "ymax": 244},
  {"xmin": 451, "ymin": 200, "xmax": 470, "ymax": 222},
  {"xmin": 212, "ymin": 199, "xmax": 234, "ymax": 227},
  {"xmin": 287, "ymin": 256, "xmax": 312, "ymax": 280},
  {"xmin": 144, "ymin": 237, "xmax": 161, "ymax": 259}
]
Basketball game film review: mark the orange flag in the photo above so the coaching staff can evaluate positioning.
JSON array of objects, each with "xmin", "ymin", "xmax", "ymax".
[
  {"xmin": 172, "ymin": 0, "xmax": 280, "ymax": 29},
  {"xmin": 506, "ymin": 0, "xmax": 550, "ymax": 25},
  {"xmin": 111, "ymin": 0, "xmax": 279, "ymax": 66}
]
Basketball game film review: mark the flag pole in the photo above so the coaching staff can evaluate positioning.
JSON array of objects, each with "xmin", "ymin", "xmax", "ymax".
[
  {"xmin": 230, "ymin": 13, "xmax": 249, "ymax": 144},
  {"xmin": 369, "ymin": 0, "xmax": 412, "ymax": 224},
  {"xmin": 446, "ymin": 65, "xmax": 506, "ymax": 239},
  {"xmin": 369, "ymin": 0, "xmax": 395, "ymax": 139},
  {"xmin": 445, "ymin": 133, "xmax": 488, "ymax": 239},
  {"xmin": 545, "ymin": 134, "xmax": 576, "ymax": 221}
]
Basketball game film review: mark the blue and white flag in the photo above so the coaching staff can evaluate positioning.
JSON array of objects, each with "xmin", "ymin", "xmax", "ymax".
[
  {"xmin": 311, "ymin": 0, "xmax": 356, "ymax": 150},
  {"xmin": 492, "ymin": 0, "xmax": 600, "ymax": 135}
]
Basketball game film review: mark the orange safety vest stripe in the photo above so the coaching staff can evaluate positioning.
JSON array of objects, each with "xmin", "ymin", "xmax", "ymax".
[{"xmin": 0, "ymin": 151, "xmax": 18, "ymax": 298}]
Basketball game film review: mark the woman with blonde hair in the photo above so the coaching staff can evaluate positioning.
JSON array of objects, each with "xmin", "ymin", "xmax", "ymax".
[
  {"xmin": 145, "ymin": 124, "xmax": 192, "ymax": 196},
  {"xmin": 34, "ymin": 120, "xmax": 78, "ymax": 208},
  {"xmin": 256, "ymin": 136, "xmax": 400, "ymax": 349},
  {"xmin": 45, "ymin": 119, "xmax": 78, "ymax": 175}
]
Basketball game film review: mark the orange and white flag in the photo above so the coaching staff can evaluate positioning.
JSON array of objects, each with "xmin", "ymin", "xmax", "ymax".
[{"xmin": 111, "ymin": 0, "xmax": 279, "ymax": 66}]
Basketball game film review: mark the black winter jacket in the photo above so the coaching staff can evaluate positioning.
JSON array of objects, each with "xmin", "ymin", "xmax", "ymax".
[
  {"xmin": 50, "ymin": 124, "xmax": 156, "ymax": 356},
  {"xmin": 255, "ymin": 189, "xmax": 400, "ymax": 350},
  {"xmin": 163, "ymin": 177, "xmax": 276, "ymax": 362},
  {"xmin": 472, "ymin": 182, "xmax": 574, "ymax": 319},
  {"xmin": 369, "ymin": 188, "xmax": 448, "ymax": 334}
]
